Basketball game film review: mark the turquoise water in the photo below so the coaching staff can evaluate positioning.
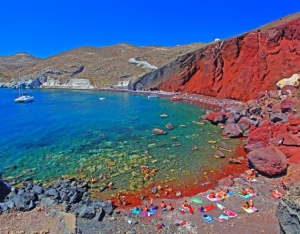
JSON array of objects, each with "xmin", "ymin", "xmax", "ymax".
[{"xmin": 0, "ymin": 89, "xmax": 241, "ymax": 196}]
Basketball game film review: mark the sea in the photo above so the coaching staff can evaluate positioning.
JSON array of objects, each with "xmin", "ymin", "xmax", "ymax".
[{"xmin": 0, "ymin": 88, "xmax": 243, "ymax": 198}]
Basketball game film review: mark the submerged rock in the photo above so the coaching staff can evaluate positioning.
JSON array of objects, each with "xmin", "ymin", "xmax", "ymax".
[{"xmin": 152, "ymin": 128, "xmax": 166, "ymax": 135}]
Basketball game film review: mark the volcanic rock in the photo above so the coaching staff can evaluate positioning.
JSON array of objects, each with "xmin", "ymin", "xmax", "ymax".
[
  {"xmin": 247, "ymin": 145, "xmax": 288, "ymax": 176},
  {"xmin": 237, "ymin": 117, "xmax": 252, "ymax": 132},
  {"xmin": 152, "ymin": 128, "xmax": 166, "ymax": 135},
  {"xmin": 222, "ymin": 123, "xmax": 243, "ymax": 138},
  {"xmin": 276, "ymin": 182, "xmax": 300, "ymax": 233},
  {"xmin": 214, "ymin": 150, "xmax": 225, "ymax": 158},
  {"xmin": 282, "ymin": 132, "xmax": 300, "ymax": 146},
  {"xmin": 244, "ymin": 142, "xmax": 266, "ymax": 153},
  {"xmin": 280, "ymin": 98, "xmax": 296, "ymax": 113},
  {"xmin": 281, "ymin": 85, "xmax": 297, "ymax": 95},
  {"xmin": 130, "ymin": 13, "xmax": 300, "ymax": 102},
  {"xmin": 218, "ymin": 175, "xmax": 234, "ymax": 187},
  {"xmin": 206, "ymin": 111, "xmax": 226, "ymax": 124}
]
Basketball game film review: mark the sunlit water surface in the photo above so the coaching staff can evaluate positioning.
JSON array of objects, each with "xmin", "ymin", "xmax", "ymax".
[{"xmin": 0, "ymin": 89, "xmax": 242, "ymax": 197}]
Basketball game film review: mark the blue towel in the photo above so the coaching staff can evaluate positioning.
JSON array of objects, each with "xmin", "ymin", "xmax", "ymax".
[
  {"xmin": 132, "ymin": 208, "xmax": 140, "ymax": 215},
  {"xmin": 202, "ymin": 214, "xmax": 214, "ymax": 223}
]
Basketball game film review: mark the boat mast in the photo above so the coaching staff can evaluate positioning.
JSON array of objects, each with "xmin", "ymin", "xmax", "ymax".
[{"xmin": 18, "ymin": 70, "xmax": 21, "ymax": 97}]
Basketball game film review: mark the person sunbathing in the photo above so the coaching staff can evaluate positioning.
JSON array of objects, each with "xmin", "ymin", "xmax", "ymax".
[
  {"xmin": 166, "ymin": 187, "xmax": 173, "ymax": 193},
  {"xmin": 182, "ymin": 200, "xmax": 189, "ymax": 208},
  {"xmin": 222, "ymin": 188, "xmax": 229, "ymax": 194},
  {"xmin": 245, "ymin": 176, "xmax": 253, "ymax": 183},
  {"xmin": 217, "ymin": 190, "xmax": 224, "ymax": 198},
  {"xmin": 272, "ymin": 189, "xmax": 283, "ymax": 198},
  {"xmin": 281, "ymin": 177, "xmax": 287, "ymax": 190},
  {"xmin": 167, "ymin": 204, "xmax": 173, "ymax": 211},
  {"xmin": 160, "ymin": 201, "xmax": 166, "ymax": 209},
  {"xmin": 208, "ymin": 192, "xmax": 216, "ymax": 199},
  {"xmin": 241, "ymin": 188, "xmax": 248, "ymax": 196},
  {"xmin": 248, "ymin": 187, "xmax": 255, "ymax": 194},
  {"xmin": 144, "ymin": 206, "xmax": 149, "ymax": 212},
  {"xmin": 249, "ymin": 199, "xmax": 254, "ymax": 208},
  {"xmin": 242, "ymin": 202, "xmax": 250, "ymax": 209}
]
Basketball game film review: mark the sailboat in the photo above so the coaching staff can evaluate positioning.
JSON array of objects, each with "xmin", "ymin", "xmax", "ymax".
[{"xmin": 14, "ymin": 70, "xmax": 34, "ymax": 103}]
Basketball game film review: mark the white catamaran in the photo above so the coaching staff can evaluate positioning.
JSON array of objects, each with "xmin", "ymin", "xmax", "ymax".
[{"xmin": 14, "ymin": 71, "xmax": 34, "ymax": 103}]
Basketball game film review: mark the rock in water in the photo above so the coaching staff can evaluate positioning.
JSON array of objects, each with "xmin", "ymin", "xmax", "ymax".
[{"xmin": 152, "ymin": 128, "xmax": 166, "ymax": 135}]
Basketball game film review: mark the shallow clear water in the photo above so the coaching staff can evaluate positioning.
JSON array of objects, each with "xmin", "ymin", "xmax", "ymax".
[{"xmin": 0, "ymin": 89, "xmax": 241, "ymax": 196}]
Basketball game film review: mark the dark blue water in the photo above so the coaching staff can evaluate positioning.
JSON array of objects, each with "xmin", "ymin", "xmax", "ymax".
[{"xmin": 0, "ymin": 88, "xmax": 241, "ymax": 196}]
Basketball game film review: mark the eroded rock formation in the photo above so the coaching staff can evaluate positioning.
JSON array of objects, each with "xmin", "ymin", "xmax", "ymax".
[
  {"xmin": 130, "ymin": 13, "xmax": 300, "ymax": 101},
  {"xmin": 276, "ymin": 182, "xmax": 300, "ymax": 234}
]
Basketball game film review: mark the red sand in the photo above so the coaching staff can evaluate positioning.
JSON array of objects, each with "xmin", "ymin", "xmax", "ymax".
[{"xmin": 112, "ymin": 145, "xmax": 248, "ymax": 208}]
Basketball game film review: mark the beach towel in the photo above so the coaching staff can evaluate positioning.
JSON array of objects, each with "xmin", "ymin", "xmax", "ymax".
[
  {"xmin": 188, "ymin": 205, "xmax": 194, "ymax": 214},
  {"xmin": 191, "ymin": 197, "xmax": 203, "ymax": 204},
  {"xmin": 132, "ymin": 207, "xmax": 140, "ymax": 215},
  {"xmin": 142, "ymin": 211, "xmax": 150, "ymax": 217},
  {"xmin": 202, "ymin": 214, "xmax": 214, "ymax": 223},
  {"xmin": 217, "ymin": 214, "xmax": 229, "ymax": 222},
  {"xmin": 237, "ymin": 192, "xmax": 254, "ymax": 199},
  {"xmin": 241, "ymin": 206, "xmax": 259, "ymax": 213},
  {"xmin": 149, "ymin": 208, "xmax": 157, "ymax": 215},
  {"xmin": 205, "ymin": 194, "xmax": 222, "ymax": 201},
  {"xmin": 223, "ymin": 209, "xmax": 237, "ymax": 218},
  {"xmin": 227, "ymin": 191, "xmax": 234, "ymax": 196},
  {"xmin": 270, "ymin": 193, "xmax": 282, "ymax": 200},
  {"xmin": 199, "ymin": 204, "xmax": 216, "ymax": 212},
  {"xmin": 224, "ymin": 191, "xmax": 234, "ymax": 199},
  {"xmin": 216, "ymin": 203, "xmax": 226, "ymax": 210},
  {"xmin": 243, "ymin": 178, "xmax": 258, "ymax": 184}
]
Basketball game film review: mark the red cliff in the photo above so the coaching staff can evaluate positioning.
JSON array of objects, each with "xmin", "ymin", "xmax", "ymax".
[{"xmin": 130, "ymin": 13, "xmax": 300, "ymax": 101}]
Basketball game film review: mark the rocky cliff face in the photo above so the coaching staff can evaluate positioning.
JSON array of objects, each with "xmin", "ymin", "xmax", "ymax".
[
  {"xmin": 276, "ymin": 182, "xmax": 300, "ymax": 234},
  {"xmin": 130, "ymin": 13, "xmax": 300, "ymax": 101}
]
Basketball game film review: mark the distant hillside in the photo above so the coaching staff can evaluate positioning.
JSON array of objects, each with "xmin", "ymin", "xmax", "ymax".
[
  {"xmin": 0, "ymin": 52, "xmax": 40, "ymax": 78},
  {"xmin": 0, "ymin": 43, "xmax": 206, "ymax": 87}
]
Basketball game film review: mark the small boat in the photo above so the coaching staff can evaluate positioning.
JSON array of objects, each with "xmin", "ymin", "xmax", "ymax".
[
  {"xmin": 148, "ymin": 95, "xmax": 158, "ymax": 99},
  {"xmin": 170, "ymin": 96, "xmax": 181, "ymax": 101},
  {"xmin": 14, "ymin": 71, "xmax": 34, "ymax": 103},
  {"xmin": 160, "ymin": 113, "xmax": 168, "ymax": 118},
  {"xmin": 14, "ymin": 94, "xmax": 34, "ymax": 103},
  {"xmin": 99, "ymin": 97, "xmax": 106, "ymax": 100}
]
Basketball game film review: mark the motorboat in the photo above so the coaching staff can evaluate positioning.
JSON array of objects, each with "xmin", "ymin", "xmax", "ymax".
[
  {"xmin": 170, "ymin": 96, "xmax": 181, "ymax": 101},
  {"xmin": 148, "ymin": 95, "xmax": 158, "ymax": 99}
]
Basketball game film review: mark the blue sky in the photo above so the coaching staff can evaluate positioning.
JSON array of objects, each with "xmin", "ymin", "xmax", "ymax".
[{"xmin": 0, "ymin": 0, "xmax": 299, "ymax": 58}]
